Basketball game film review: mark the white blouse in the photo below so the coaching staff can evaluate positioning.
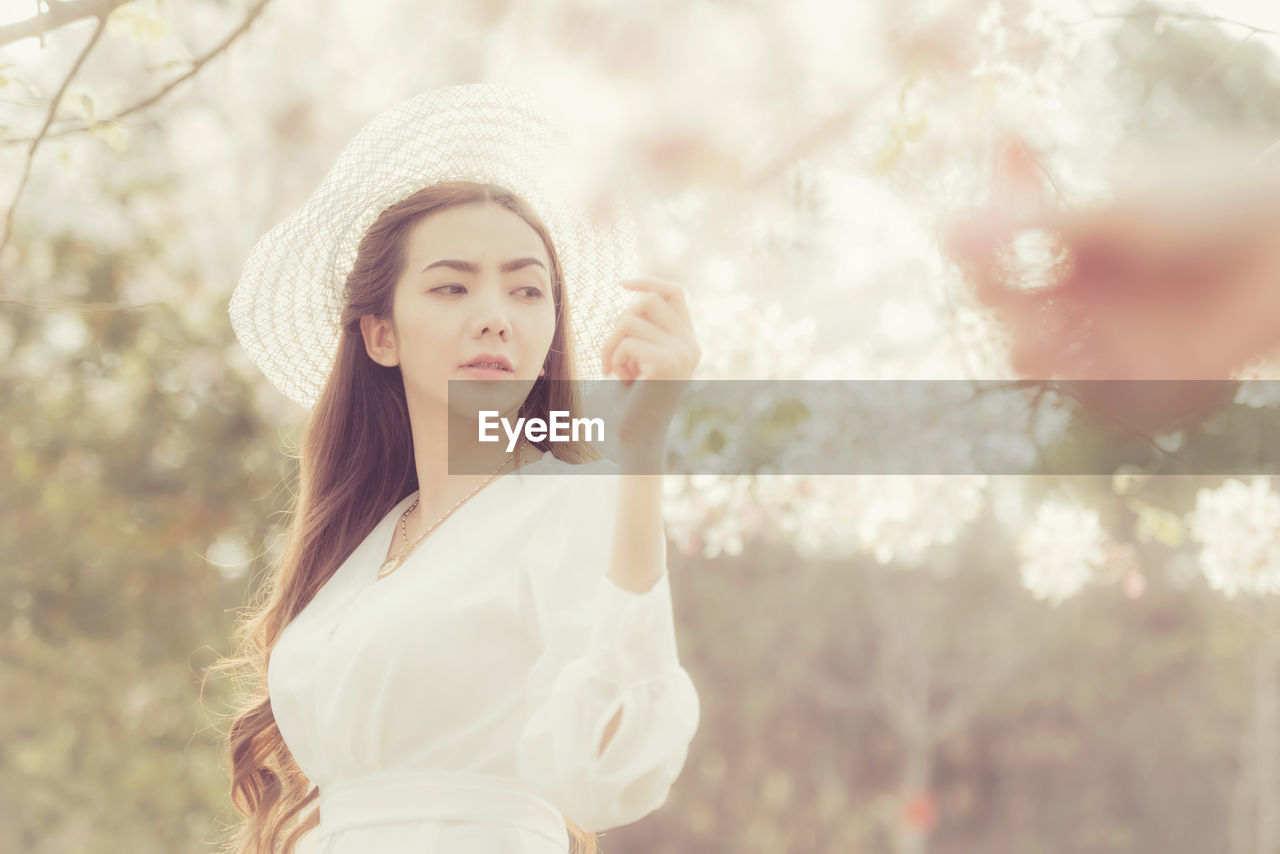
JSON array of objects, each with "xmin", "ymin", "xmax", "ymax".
[{"xmin": 266, "ymin": 453, "xmax": 701, "ymax": 853}]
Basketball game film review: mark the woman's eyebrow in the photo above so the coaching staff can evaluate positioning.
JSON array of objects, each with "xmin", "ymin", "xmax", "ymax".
[{"xmin": 420, "ymin": 257, "xmax": 547, "ymax": 275}]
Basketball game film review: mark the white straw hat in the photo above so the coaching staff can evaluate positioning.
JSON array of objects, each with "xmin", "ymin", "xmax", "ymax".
[{"xmin": 229, "ymin": 83, "xmax": 638, "ymax": 410}]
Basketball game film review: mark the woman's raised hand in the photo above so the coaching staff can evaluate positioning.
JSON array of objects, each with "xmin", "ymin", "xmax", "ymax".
[{"xmin": 599, "ymin": 278, "xmax": 701, "ymax": 456}]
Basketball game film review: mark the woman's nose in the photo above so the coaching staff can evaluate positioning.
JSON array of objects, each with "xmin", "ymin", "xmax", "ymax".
[{"xmin": 469, "ymin": 289, "xmax": 511, "ymax": 340}]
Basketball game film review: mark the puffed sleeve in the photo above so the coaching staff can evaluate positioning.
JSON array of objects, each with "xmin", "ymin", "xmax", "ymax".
[{"xmin": 515, "ymin": 465, "xmax": 701, "ymax": 833}]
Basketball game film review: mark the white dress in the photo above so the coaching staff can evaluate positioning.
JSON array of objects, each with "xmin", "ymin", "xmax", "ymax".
[{"xmin": 266, "ymin": 454, "xmax": 701, "ymax": 853}]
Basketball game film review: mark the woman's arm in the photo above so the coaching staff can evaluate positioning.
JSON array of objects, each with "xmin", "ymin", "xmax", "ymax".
[
  {"xmin": 594, "ymin": 276, "xmax": 700, "ymax": 760},
  {"xmin": 601, "ymin": 459, "xmax": 667, "ymax": 757},
  {"xmin": 516, "ymin": 467, "xmax": 700, "ymax": 831},
  {"xmin": 608, "ymin": 468, "xmax": 667, "ymax": 596}
]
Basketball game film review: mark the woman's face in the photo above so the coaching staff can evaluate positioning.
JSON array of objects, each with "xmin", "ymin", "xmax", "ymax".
[{"xmin": 380, "ymin": 202, "xmax": 558, "ymax": 419}]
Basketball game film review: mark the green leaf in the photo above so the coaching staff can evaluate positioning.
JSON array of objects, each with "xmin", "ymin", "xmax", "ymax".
[
  {"xmin": 1135, "ymin": 504, "xmax": 1184, "ymax": 548},
  {"xmin": 107, "ymin": 1, "xmax": 170, "ymax": 45},
  {"xmin": 873, "ymin": 135, "xmax": 904, "ymax": 175},
  {"xmin": 89, "ymin": 121, "xmax": 129, "ymax": 154},
  {"xmin": 1111, "ymin": 465, "xmax": 1149, "ymax": 495},
  {"xmin": 66, "ymin": 89, "xmax": 96, "ymax": 121}
]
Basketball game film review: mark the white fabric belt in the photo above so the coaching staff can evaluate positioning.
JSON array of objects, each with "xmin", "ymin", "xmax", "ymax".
[{"xmin": 317, "ymin": 769, "xmax": 568, "ymax": 848}]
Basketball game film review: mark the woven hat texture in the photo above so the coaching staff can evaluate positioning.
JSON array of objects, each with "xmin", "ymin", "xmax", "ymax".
[{"xmin": 230, "ymin": 83, "xmax": 638, "ymax": 410}]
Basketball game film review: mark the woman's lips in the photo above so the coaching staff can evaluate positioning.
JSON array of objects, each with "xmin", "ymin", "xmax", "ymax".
[{"xmin": 459, "ymin": 365, "xmax": 513, "ymax": 379}]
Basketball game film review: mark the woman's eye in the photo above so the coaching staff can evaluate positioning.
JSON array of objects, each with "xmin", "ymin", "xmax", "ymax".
[{"xmin": 431, "ymin": 284, "xmax": 541, "ymax": 298}]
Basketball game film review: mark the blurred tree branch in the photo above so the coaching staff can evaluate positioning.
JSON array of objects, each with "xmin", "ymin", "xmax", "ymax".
[
  {"xmin": 0, "ymin": 10, "xmax": 108, "ymax": 259},
  {"xmin": 3, "ymin": 0, "xmax": 273, "ymax": 147},
  {"xmin": 1069, "ymin": 8, "xmax": 1279, "ymax": 38},
  {"xmin": 0, "ymin": 0, "xmax": 132, "ymax": 49},
  {"xmin": 0, "ymin": 0, "xmax": 273, "ymax": 302},
  {"xmin": 0, "ymin": 295, "xmax": 158, "ymax": 311},
  {"xmin": 1071, "ymin": 6, "xmax": 1279, "ymax": 95},
  {"xmin": 745, "ymin": 99, "xmax": 866, "ymax": 193}
]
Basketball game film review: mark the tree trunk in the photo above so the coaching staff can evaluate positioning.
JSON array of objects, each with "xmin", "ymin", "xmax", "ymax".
[
  {"xmin": 897, "ymin": 737, "xmax": 935, "ymax": 854},
  {"xmin": 1230, "ymin": 716, "xmax": 1254, "ymax": 854},
  {"xmin": 1254, "ymin": 598, "xmax": 1279, "ymax": 854}
]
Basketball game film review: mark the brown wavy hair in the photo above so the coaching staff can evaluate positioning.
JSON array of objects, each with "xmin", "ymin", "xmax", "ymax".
[{"xmin": 206, "ymin": 182, "xmax": 604, "ymax": 853}]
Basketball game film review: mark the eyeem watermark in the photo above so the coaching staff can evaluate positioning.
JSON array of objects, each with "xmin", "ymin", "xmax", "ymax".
[{"xmin": 478, "ymin": 410, "xmax": 605, "ymax": 452}]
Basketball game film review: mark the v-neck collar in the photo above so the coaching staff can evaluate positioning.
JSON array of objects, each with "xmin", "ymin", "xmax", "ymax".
[{"xmin": 369, "ymin": 451, "xmax": 562, "ymax": 583}]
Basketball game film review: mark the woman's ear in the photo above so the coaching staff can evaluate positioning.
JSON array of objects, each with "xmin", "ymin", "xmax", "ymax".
[{"xmin": 359, "ymin": 314, "xmax": 400, "ymax": 367}]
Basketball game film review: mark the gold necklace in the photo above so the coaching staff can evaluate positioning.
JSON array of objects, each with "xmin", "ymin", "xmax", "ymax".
[{"xmin": 377, "ymin": 449, "xmax": 518, "ymax": 579}]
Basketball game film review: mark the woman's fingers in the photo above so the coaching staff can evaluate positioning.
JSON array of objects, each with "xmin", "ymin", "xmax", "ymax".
[
  {"xmin": 622, "ymin": 278, "xmax": 696, "ymax": 328},
  {"xmin": 629, "ymin": 290, "xmax": 687, "ymax": 338},
  {"xmin": 600, "ymin": 315, "xmax": 676, "ymax": 376},
  {"xmin": 620, "ymin": 276, "xmax": 687, "ymax": 304},
  {"xmin": 602, "ymin": 278, "xmax": 701, "ymax": 378},
  {"xmin": 610, "ymin": 337, "xmax": 680, "ymax": 381}
]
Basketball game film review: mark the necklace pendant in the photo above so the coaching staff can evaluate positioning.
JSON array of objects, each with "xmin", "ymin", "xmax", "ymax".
[{"xmin": 378, "ymin": 556, "xmax": 402, "ymax": 578}]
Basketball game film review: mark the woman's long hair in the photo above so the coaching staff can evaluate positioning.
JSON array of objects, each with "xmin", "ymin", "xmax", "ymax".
[{"xmin": 207, "ymin": 182, "xmax": 604, "ymax": 853}]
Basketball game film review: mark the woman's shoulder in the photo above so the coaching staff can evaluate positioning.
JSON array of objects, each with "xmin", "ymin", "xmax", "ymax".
[
  {"xmin": 557, "ymin": 456, "xmax": 620, "ymax": 476},
  {"xmin": 529, "ymin": 450, "xmax": 620, "ymax": 476},
  {"xmin": 530, "ymin": 453, "xmax": 621, "ymax": 505}
]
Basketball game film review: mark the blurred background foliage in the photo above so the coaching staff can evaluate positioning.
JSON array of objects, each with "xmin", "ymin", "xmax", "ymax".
[{"xmin": 6, "ymin": 0, "xmax": 1280, "ymax": 852}]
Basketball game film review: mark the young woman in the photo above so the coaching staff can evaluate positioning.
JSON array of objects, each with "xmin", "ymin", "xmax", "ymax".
[{"xmin": 215, "ymin": 86, "xmax": 702, "ymax": 853}]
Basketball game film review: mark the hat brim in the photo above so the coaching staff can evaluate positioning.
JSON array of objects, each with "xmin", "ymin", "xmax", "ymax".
[{"xmin": 230, "ymin": 84, "xmax": 638, "ymax": 410}]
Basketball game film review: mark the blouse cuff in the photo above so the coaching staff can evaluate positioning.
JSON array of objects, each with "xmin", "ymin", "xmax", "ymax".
[{"xmin": 581, "ymin": 570, "xmax": 682, "ymax": 685}]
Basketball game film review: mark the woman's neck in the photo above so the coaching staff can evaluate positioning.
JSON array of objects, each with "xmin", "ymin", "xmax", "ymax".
[{"xmin": 408, "ymin": 401, "xmax": 542, "ymax": 508}]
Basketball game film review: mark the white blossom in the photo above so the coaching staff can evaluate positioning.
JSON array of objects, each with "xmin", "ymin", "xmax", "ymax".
[
  {"xmin": 663, "ymin": 474, "xmax": 765, "ymax": 559},
  {"xmin": 1232, "ymin": 353, "xmax": 1280, "ymax": 408},
  {"xmin": 1016, "ymin": 498, "xmax": 1108, "ymax": 606},
  {"xmin": 1187, "ymin": 477, "xmax": 1280, "ymax": 599},
  {"xmin": 797, "ymin": 475, "xmax": 987, "ymax": 565}
]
